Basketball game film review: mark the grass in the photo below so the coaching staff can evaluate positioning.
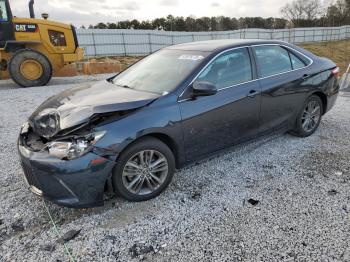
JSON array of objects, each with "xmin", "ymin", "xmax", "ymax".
[
  {"xmin": 299, "ymin": 40, "xmax": 350, "ymax": 74},
  {"xmin": 90, "ymin": 40, "xmax": 350, "ymax": 74}
]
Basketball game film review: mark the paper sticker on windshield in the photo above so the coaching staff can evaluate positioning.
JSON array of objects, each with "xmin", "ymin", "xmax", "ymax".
[{"xmin": 178, "ymin": 55, "xmax": 204, "ymax": 61}]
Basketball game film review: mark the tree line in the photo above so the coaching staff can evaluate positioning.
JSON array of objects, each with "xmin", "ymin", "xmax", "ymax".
[{"xmin": 84, "ymin": 0, "xmax": 350, "ymax": 30}]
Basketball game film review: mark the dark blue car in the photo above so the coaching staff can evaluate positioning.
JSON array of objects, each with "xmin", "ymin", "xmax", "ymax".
[{"xmin": 18, "ymin": 39, "xmax": 340, "ymax": 207}]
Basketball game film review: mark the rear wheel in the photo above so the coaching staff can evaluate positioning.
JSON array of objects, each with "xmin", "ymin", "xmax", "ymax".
[
  {"xmin": 291, "ymin": 95, "xmax": 323, "ymax": 137},
  {"xmin": 112, "ymin": 137, "xmax": 175, "ymax": 202},
  {"xmin": 9, "ymin": 49, "xmax": 52, "ymax": 87}
]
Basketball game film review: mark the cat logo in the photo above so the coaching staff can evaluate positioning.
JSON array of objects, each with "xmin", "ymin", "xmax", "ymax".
[{"xmin": 14, "ymin": 24, "xmax": 37, "ymax": 32}]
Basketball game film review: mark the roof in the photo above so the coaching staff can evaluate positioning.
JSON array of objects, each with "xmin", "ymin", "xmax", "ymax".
[{"xmin": 166, "ymin": 39, "xmax": 287, "ymax": 52}]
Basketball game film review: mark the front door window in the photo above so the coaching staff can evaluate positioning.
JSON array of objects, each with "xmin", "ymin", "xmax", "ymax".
[{"xmin": 197, "ymin": 48, "xmax": 253, "ymax": 89}]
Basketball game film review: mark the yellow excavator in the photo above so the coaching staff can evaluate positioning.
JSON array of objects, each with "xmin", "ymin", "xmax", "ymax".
[{"xmin": 0, "ymin": 0, "xmax": 84, "ymax": 87}]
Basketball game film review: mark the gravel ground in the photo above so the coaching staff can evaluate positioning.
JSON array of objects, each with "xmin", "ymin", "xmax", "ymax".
[{"xmin": 0, "ymin": 77, "xmax": 350, "ymax": 262}]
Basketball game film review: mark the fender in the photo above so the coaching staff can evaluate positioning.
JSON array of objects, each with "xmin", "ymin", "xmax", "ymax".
[{"xmin": 4, "ymin": 40, "xmax": 41, "ymax": 52}]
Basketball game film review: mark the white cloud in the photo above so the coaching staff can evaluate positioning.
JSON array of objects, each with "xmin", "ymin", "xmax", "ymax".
[
  {"xmin": 159, "ymin": 0, "xmax": 180, "ymax": 6},
  {"xmin": 9, "ymin": 0, "xmax": 291, "ymax": 26},
  {"xmin": 211, "ymin": 2, "xmax": 220, "ymax": 8}
]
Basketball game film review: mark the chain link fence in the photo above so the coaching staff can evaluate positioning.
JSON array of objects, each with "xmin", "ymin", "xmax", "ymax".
[{"xmin": 77, "ymin": 26, "xmax": 350, "ymax": 57}]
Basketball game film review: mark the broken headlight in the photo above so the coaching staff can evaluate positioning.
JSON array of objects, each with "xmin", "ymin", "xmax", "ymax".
[
  {"xmin": 47, "ymin": 131, "xmax": 106, "ymax": 160},
  {"xmin": 32, "ymin": 108, "xmax": 60, "ymax": 138}
]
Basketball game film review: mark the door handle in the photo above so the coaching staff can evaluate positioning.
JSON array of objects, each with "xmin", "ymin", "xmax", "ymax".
[
  {"xmin": 247, "ymin": 90, "xmax": 258, "ymax": 98},
  {"xmin": 302, "ymin": 74, "xmax": 310, "ymax": 80}
]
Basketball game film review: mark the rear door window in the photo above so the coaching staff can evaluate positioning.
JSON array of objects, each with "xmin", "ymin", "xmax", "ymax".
[
  {"xmin": 197, "ymin": 48, "xmax": 253, "ymax": 89},
  {"xmin": 0, "ymin": 0, "xmax": 8, "ymax": 22},
  {"xmin": 253, "ymin": 45, "xmax": 293, "ymax": 77}
]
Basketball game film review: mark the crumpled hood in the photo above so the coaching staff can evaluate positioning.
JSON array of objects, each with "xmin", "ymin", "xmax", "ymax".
[{"xmin": 29, "ymin": 80, "xmax": 160, "ymax": 134}]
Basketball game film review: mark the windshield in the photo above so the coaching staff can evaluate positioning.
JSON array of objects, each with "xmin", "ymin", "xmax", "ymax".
[{"xmin": 112, "ymin": 49, "xmax": 208, "ymax": 94}]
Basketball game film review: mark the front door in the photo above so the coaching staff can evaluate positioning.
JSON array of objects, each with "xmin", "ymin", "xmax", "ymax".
[{"xmin": 179, "ymin": 47, "xmax": 261, "ymax": 161}]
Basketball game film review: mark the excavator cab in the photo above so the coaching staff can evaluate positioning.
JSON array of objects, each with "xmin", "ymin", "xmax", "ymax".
[{"xmin": 0, "ymin": 0, "xmax": 84, "ymax": 87}]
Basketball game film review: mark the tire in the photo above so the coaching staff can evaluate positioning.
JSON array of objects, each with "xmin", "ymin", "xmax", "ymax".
[
  {"xmin": 9, "ymin": 49, "xmax": 52, "ymax": 87},
  {"xmin": 290, "ymin": 95, "xmax": 323, "ymax": 137},
  {"xmin": 112, "ymin": 137, "xmax": 175, "ymax": 202}
]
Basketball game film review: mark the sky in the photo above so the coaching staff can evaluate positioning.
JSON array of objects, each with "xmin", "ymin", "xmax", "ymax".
[{"xmin": 9, "ymin": 0, "xmax": 294, "ymax": 26}]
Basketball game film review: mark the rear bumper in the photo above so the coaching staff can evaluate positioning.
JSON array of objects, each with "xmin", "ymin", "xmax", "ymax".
[
  {"xmin": 326, "ymin": 92, "xmax": 338, "ymax": 113},
  {"xmin": 63, "ymin": 47, "xmax": 84, "ymax": 63},
  {"xmin": 18, "ymin": 140, "xmax": 115, "ymax": 208}
]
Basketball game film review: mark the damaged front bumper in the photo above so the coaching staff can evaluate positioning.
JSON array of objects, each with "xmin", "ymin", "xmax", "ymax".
[{"xmin": 18, "ymin": 134, "xmax": 116, "ymax": 208}]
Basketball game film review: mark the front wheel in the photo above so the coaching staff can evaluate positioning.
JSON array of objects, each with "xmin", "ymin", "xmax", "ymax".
[
  {"xmin": 9, "ymin": 49, "xmax": 52, "ymax": 87},
  {"xmin": 112, "ymin": 137, "xmax": 175, "ymax": 202},
  {"xmin": 291, "ymin": 95, "xmax": 323, "ymax": 137}
]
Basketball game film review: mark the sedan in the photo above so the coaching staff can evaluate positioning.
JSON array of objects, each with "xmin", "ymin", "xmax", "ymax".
[{"xmin": 18, "ymin": 39, "xmax": 340, "ymax": 208}]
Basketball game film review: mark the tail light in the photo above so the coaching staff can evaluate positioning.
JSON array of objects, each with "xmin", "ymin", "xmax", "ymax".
[{"xmin": 332, "ymin": 67, "xmax": 340, "ymax": 78}]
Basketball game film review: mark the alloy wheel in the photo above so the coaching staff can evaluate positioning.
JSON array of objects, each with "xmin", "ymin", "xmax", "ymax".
[
  {"xmin": 122, "ymin": 150, "xmax": 169, "ymax": 195},
  {"xmin": 301, "ymin": 100, "xmax": 321, "ymax": 133}
]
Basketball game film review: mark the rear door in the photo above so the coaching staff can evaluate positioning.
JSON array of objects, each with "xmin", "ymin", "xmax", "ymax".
[
  {"xmin": 252, "ymin": 45, "xmax": 311, "ymax": 134},
  {"xmin": 179, "ymin": 47, "xmax": 261, "ymax": 161},
  {"xmin": 0, "ymin": 0, "xmax": 14, "ymax": 47}
]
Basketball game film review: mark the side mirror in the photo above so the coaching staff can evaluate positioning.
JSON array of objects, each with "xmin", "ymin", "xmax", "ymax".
[{"xmin": 192, "ymin": 81, "xmax": 217, "ymax": 97}]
